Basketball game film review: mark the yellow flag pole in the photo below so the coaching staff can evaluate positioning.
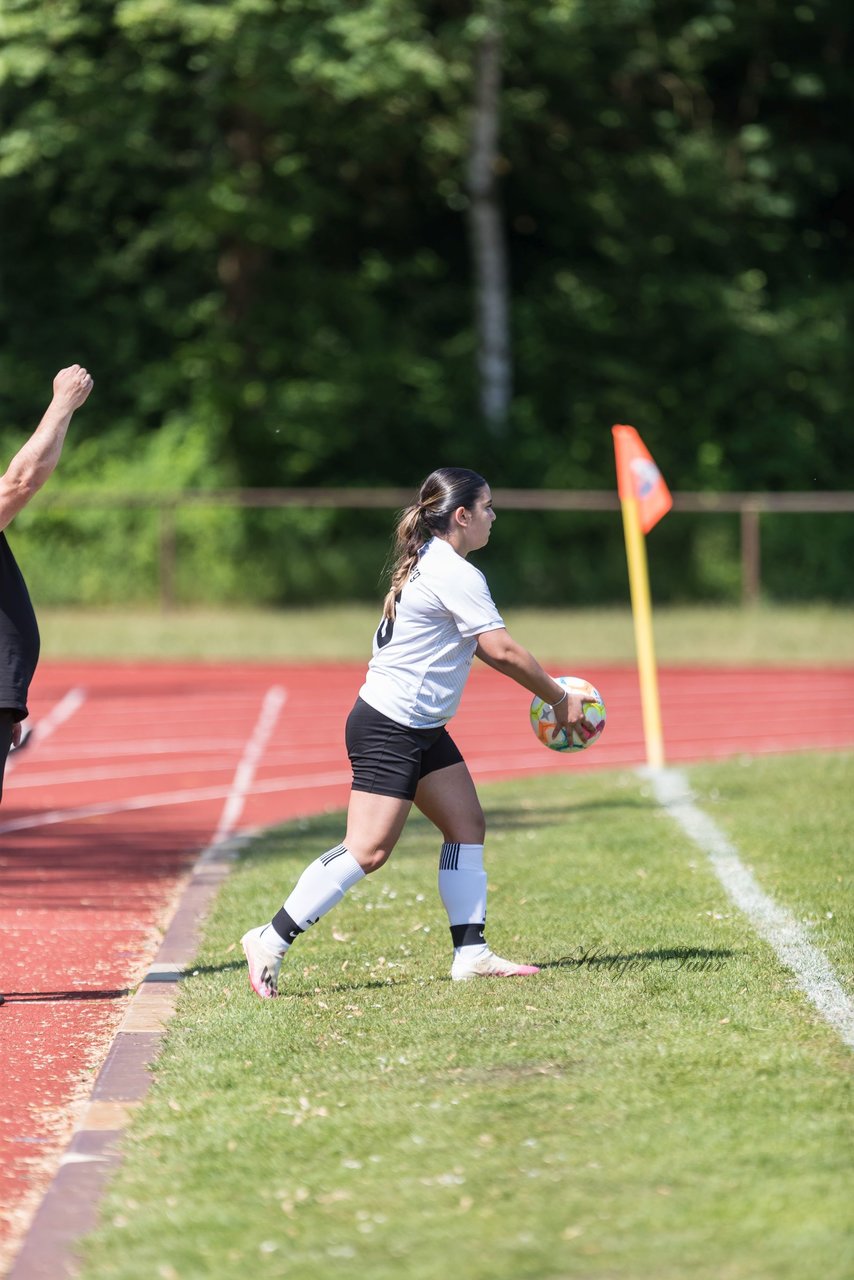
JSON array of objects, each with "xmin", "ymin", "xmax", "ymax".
[{"xmin": 619, "ymin": 495, "xmax": 666, "ymax": 768}]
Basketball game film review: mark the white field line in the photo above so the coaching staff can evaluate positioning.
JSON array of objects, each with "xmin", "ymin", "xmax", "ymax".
[
  {"xmin": 210, "ymin": 685, "xmax": 287, "ymax": 847},
  {"xmin": 0, "ymin": 769, "xmax": 353, "ymax": 836},
  {"xmin": 647, "ymin": 766, "xmax": 854, "ymax": 1051}
]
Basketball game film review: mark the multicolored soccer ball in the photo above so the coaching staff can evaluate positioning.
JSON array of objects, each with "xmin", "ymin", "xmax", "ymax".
[{"xmin": 530, "ymin": 676, "xmax": 607, "ymax": 753}]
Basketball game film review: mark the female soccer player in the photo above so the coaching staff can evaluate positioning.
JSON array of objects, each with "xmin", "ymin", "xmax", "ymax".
[{"xmin": 242, "ymin": 467, "xmax": 596, "ymax": 998}]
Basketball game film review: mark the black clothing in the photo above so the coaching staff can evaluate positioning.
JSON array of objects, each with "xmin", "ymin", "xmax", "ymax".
[
  {"xmin": 0, "ymin": 531, "xmax": 39, "ymax": 720},
  {"xmin": 345, "ymin": 696, "xmax": 464, "ymax": 800}
]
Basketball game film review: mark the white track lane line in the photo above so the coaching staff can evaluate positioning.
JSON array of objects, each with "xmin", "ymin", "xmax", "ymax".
[
  {"xmin": 0, "ymin": 770, "xmax": 353, "ymax": 836},
  {"xmin": 648, "ymin": 766, "xmax": 854, "ymax": 1051},
  {"xmin": 5, "ymin": 744, "xmax": 349, "ymax": 790},
  {"xmin": 5, "ymin": 686, "xmax": 86, "ymax": 774},
  {"xmin": 28, "ymin": 686, "xmax": 87, "ymax": 747},
  {"xmin": 31, "ymin": 738, "xmax": 257, "ymax": 760},
  {"xmin": 6, "ymin": 759, "xmax": 242, "ymax": 790},
  {"xmin": 210, "ymin": 685, "xmax": 287, "ymax": 846}
]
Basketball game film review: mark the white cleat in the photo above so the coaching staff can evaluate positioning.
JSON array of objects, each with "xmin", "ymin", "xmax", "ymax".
[
  {"xmin": 241, "ymin": 926, "xmax": 283, "ymax": 1000},
  {"xmin": 451, "ymin": 950, "xmax": 540, "ymax": 982}
]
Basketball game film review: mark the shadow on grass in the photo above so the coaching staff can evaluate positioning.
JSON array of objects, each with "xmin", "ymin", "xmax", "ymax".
[
  {"xmin": 242, "ymin": 796, "xmax": 651, "ymax": 866},
  {"xmin": 185, "ymin": 961, "xmax": 407, "ymax": 997},
  {"xmin": 184, "ymin": 957, "xmax": 404, "ymax": 993},
  {"xmin": 285, "ymin": 978, "xmax": 408, "ymax": 999},
  {"xmin": 481, "ymin": 797, "xmax": 655, "ymax": 832},
  {"xmin": 187, "ymin": 947, "xmax": 738, "ymax": 994},
  {"xmin": 185, "ymin": 961, "xmax": 246, "ymax": 978}
]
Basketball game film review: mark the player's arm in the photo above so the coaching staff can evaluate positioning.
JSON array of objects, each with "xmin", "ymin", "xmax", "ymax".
[
  {"xmin": 475, "ymin": 628, "xmax": 594, "ymax": 738},
  {"xmin": 0, "ymin": 366, "xmax": 94, "ymax": 532}
]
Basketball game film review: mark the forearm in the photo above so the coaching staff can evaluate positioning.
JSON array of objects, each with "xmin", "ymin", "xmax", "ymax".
[
  {"xmin": 0, "ymin": 406, "xmax": 71, "ymax": 530},
  {"xmin": 6, "ymin": 400, "xmax": 74, "ymax": 494},
  {"xmin": 475, "ymin": 633, "xmax": 563, "ymax": 703},
  {"xmin": 0, "ymin": 366, "xmax": 92, "ymax": 530}
]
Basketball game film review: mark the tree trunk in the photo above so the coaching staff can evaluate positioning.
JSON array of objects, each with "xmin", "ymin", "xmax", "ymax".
[
  {"xmin": 218, "ymin": 108, "xmax": 269, "ymax": 329},
  {"xmin": 466, "ymin": 0, "xmax": 511, "ymax": 433}
]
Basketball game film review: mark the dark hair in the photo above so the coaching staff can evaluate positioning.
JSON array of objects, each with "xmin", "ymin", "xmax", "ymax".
[{"xmin": 382, "ymin": 467, "xmax": 488, "ymax": 619}]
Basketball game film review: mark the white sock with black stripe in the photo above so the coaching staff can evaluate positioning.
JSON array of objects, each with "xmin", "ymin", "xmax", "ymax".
[
  {"xmin": 438, "ymin": 842, "xmax": 489, "ymax": 963},
  {"xmin": 266, "ymin": 844, "xmax": 365, "ymax": 955}
]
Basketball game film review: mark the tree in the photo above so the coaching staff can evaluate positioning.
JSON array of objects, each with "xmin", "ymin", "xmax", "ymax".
[
  {"xmin": 466, "ymin": 0, "xmax": 512, "ymax": 432},
  {"xmin": 0, "ymin": 0, "xmax": 851, "ymax": 500}
]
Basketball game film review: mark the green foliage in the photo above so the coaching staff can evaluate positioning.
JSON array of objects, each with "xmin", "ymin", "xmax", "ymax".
[
  {"xmin": 761, "ymin": 513, "xmax": 854, "ymax": 602},
  {"xmin": 11, "ymin": 500, "xmax": 853, "ymax": 606},
  {"xmin": 7, "ymin": 414, "xmax": 236, "ymax": 604},
  {"xmin": 498, "ymin": 0, "xmax": 854, "ymax": 491},
  {"xmin": 1, "ymin": 0, "xmax": 851, "ymax": 601}
]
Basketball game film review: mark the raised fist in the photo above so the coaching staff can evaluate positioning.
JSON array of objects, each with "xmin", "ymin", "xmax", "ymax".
[{"xmin": 53, "ymin": 365, "xmax": 94, "ymax": 409}]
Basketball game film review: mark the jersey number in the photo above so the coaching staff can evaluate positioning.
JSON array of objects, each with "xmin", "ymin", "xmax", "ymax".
[
  {"xmin": 375, "ymin": 617, "xmax": 395, "ymax": 649},
  {"xmin": 375, "ymin": 593, "xmax": 401, "ymax": 649}
]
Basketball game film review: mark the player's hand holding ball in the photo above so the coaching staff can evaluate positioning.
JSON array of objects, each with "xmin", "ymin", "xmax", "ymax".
[{"xmin": 530, "ymin": 676, "xmax": 607, "ymax": 753}]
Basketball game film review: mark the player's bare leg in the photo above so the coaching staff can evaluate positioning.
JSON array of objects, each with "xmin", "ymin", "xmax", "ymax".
[
  {"xmin": 415, "ymin": 763, "xmax": 539, "ymax": 980},
  {"xmin": 242, "ymin": 792, "xmax": 411, "ymax": 999}
]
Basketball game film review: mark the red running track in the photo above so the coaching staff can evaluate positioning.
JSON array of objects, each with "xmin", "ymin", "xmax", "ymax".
[{"xmin": 1, "ymin": 659, "xmax": 853, "ymax": 1268}]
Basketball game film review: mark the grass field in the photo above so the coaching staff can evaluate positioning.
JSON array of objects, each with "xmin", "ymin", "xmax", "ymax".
[
  {"xmin": 78, "ymin": 751, "xmax": 853, "ymax": 1280},
  {"xmin": 37, "ymin": 603, "xmax": 854, "ymax": 664}
]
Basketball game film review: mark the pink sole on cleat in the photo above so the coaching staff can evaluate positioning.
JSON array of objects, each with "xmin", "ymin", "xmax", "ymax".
[
  {"xmin": 241, "ymin": 928, "xmax": 281, "ymax": 999},
  {"xmin": 451, "ymin": 954, "xmax": 541, "ymax": 981}
]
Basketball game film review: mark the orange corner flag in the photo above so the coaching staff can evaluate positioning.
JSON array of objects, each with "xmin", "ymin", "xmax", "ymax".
[{"xmin": 612, "ymin": 424, "xmax": 672, "ymax": 533}]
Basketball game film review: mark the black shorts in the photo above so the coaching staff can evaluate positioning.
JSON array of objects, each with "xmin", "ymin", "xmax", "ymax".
[{"xmin": 345, "ymin": 697, "xmax": 464, "ymax": 801}]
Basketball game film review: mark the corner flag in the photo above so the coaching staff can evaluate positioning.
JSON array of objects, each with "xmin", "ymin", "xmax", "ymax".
[
  {"xmin": 613, "ymin": 424, "xmax": 672, "ymax": 532},
  {"xmin": 612, "ymin": 425, "xmax": 671, "ymax": 769}
]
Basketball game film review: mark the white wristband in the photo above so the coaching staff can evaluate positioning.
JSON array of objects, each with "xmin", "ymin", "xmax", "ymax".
[{"xmin": 550, "ymin": 689, "xmax": 568, "ymax": 708}]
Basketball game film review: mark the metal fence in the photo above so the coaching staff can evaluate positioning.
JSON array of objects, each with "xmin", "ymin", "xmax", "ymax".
[{"xmin": 33, "ymin": 488, "xmax": 854, "ymax": 609}]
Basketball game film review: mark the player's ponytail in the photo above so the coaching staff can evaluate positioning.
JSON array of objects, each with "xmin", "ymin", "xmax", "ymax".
[
  {"xmin": 382, "ymin": 467, "xmax": 488, "ymax": 619},
  {"xmin": 382, "ymin": 503, "xmax": 424, "ymax": 619}
]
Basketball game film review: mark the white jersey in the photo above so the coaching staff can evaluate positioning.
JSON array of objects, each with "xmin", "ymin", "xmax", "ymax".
[{"xmin": 359, "ymin": 536, "xmax": 505, "ymax": 728}]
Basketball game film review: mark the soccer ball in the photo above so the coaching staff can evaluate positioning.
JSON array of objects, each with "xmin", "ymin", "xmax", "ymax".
[{"xmin": 530, "ymin": 676, "xmax": 607, "ymax": 753}]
